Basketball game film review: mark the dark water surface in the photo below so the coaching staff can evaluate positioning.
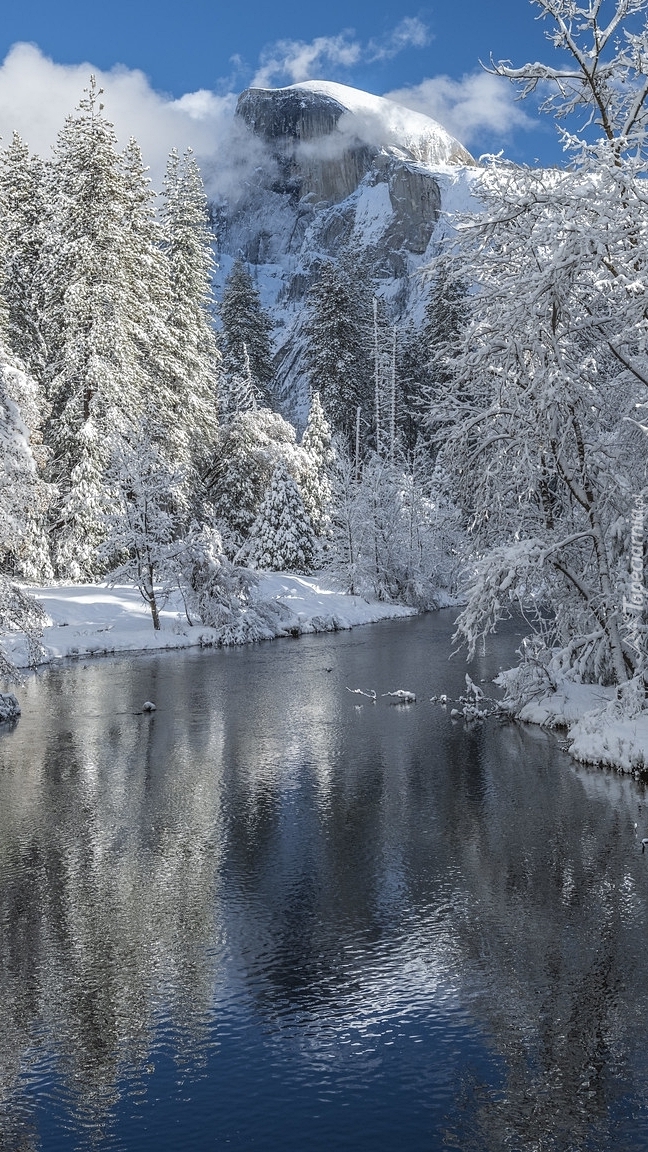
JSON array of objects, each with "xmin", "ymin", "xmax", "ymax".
[{"xmin": 1, "ymin": 611, "xmax": 648, "ymax": 1151}]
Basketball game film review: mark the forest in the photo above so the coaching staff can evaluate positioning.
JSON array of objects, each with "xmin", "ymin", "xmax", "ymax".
[{"xmin": 2, "ymin": 0, "xmax": 648, "ymax": 736}]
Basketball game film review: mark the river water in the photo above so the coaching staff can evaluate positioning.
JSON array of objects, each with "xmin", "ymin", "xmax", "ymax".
[{"xmin": 1, "ymin": 611, "xmax": 648, "ymax": 1151}]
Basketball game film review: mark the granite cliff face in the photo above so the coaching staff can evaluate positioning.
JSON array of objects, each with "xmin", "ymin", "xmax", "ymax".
[{"xmin": 213, "ymin": 81, "xmax": 476, "ymax": 417}]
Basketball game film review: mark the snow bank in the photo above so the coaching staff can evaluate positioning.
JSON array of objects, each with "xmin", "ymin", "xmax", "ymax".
[
  {"xmin": 503, "ymin": 675, "xmax": 648, "ymax": 775},
  {"xmin": 2, "ymin": 574, "xmax": 416, "ymax": 671}
]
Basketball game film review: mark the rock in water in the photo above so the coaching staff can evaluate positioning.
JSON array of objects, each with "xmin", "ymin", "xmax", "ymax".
[{"xmin": 142, "ymin": 701, "xmax": 156, "ymax": 712}]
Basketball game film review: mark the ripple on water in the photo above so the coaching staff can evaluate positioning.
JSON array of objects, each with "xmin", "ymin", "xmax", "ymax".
[{"xmin": 1, "ymin": 616, "xmax": 648, "ymax": 1150}]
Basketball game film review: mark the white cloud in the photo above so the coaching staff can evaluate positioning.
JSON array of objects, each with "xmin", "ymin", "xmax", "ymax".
[
  {"xmin": 0, "ymin": 35, "xmax": 519, "ymax": 206},
  {"xmin": 251, "ymin": 17, "xmax": 430, "ymax": 89},
  {"xmin": 368, "ymin": 17, "xmax": 431, "ymax": 62},
  {"xmin": 251, "ymin": 33, "xmax": 362, "ymax": 88},
  {"xmin": 0, "ymin": 42, "xmax": 243, "ymax": 193},
  {"xmin": 384, "ymin": 71, "xmax": 537, "ymax": 148}
]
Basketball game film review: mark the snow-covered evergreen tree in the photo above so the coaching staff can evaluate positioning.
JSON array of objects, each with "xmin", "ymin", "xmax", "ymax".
[
  {"xmin": 303, "ymin": 258, "xmax": 374, "ymax": 452},
  {"xmin": 219, "ymin": 259, "xmax": 274, "ymax": 407},
  {"xmin": 218, "ymin": 342, "xmax": 263, "ymax": 420},
  {"xmin": 423, "ymin": 261, "xmax": 469, "ymax": 390},
  {"xmin": 54, "ymin": 419, "xmax": 109, "ymax": 581},
  {"xmin": 0, "ymin": 344, "xmax": 48, "ymax": 680},
  {"xmin": 246, "ymin": 461, "xmax": 316, "ymax": 572},
  {"xmin": 420, "ymin": 261, "xmax": 469, "ymax": 450},
  {"xmin": 118, "ymin": 138, "xmax": 182, "ymax": 451},
  {"xmin": 41, "ymin": 80, "xmax": 153, "ymax": 575},
  {"xmin": 0, "ymin": 133, "xmax": 47, "ymax": 379},
  {"xmin": 205, "ymin": 407, "xmax": 310, "ymax": 558},
  {"xmin": 0, "ymin": 347, "xmax": 51, "ymax": 578},
  {"xmin": 395, "ymin": 321, "xmax": 430, "ymax": 458},
  {"xmin": 300, "ymin": 391, "xmax": 334, "ymax": 537},
  {"xmin": 161, "ymin": 147, "xmax": 220, "ymax": 469}
]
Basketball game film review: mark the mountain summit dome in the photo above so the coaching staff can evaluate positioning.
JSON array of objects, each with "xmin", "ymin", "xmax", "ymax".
[
  {"xmin": 220, "ymin": 80, "xmax": 477, "ymax": 418},
  {"xmin": 236, "ymin": 80, "xmax": 474, "ymax": 171}
]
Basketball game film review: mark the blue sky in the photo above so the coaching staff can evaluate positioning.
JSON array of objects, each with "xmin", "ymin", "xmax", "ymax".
[{"xmin": 0, "ymin": 0, "xmax": 568, "ymax": 176}]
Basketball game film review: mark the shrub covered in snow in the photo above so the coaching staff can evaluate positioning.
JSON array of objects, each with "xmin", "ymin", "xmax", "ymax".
[{"xmin": 0, "ymin": 692, "xmax": 20, "ymax": 722}]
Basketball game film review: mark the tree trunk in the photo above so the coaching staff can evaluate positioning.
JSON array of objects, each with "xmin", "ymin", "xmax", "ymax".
[{"xmin": 144, "ymin": 562, "xmax": 160, "ymax": 630}]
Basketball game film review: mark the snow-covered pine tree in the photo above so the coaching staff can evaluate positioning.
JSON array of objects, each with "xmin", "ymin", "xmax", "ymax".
[
  {"xmin": 119, "ymin": 138, "xmax": 184, "ymax": 454},
  {"xmin": 41, "ymin": 80, "xmax": 154, "ymax": 577},
  {"xmin": 246, "ymin": 461, "xmax": 316, "ymax": 573},
  {"xmin": 371, "ymin": 295, "xmax": 398, "ymax": 459},
  {"xmin": 205, "ymin": 407, "xmax": 309, "ymax": 558},
  {"xmin": 0, "ymin": 133, "xmax": 47, "ymax": 380},
  {"xmin": 54, "ymin": 419, "xmax": 109, "ymax": 581},
  {"xmin": 423, "ymin": 260, "xmax": 469, "ymax": 387},
  {"xmin": 422, "ymin": 260, "xmax": 469, "ymax": 446},
  {"xmin": 0, "ymin": 343, "xmax": 51, "ymax": 579},
  {"xmin": 219, "ymin": 259, "xmax": 275, "ymax": 407},
  {"xmin": 300, "ymin": 391, "xmax": 334, "ymax": 537},
  {"xmin": 397, "ymin": 321, "xmax": 431, "ymax": 459},
  {"xmin": 303, "ymin": 258, "xmax": 374, "ymax": 453},
  {"xmin": 0, "ymin": 342, "xmax": 48, "ymax": 682},
  {"xmin": 218, "ymin": 342, "xmax": 263, "ymax": 420},
  {"xmin": 161, "ymin": 148, "xmax": 220, "ymax": 471}
]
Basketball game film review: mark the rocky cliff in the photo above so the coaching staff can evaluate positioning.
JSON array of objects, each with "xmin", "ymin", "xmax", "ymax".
[{"xmin": 212, "ymin": 81, "xmax": 477, "ymax": 419}]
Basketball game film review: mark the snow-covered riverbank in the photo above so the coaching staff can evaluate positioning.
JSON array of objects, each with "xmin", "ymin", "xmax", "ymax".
[
  {"xmin": 1, "ymin": 574, "xmax": 419, "ymax": 671},
  {"xmin": 508, "ymin": 678, "xmax": 648, "ymax": 776},
  {"xmin": 6, "ymin": 578, "xmax": 648, "ymax": 779}
]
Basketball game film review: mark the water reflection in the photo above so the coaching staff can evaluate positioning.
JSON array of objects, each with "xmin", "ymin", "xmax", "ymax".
[{"xmin": 0, "ymin": 615, "xmax": 647, "ymax": 1149}]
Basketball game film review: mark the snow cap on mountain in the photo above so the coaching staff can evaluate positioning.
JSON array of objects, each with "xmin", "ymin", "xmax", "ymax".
[{"xmin": 238, "ymin": 79, "xmax": 475, "ymax": 170}]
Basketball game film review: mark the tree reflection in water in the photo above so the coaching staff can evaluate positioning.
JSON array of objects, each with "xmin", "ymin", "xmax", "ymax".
[{"xmin": 0, "ymin": 615, "xmax": 646, "ymax": 1150}]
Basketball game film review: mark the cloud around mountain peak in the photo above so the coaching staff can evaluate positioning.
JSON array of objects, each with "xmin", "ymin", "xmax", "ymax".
[{"xmin": 0, "ymin": 37, "xmax": 536, "ymax": 196}]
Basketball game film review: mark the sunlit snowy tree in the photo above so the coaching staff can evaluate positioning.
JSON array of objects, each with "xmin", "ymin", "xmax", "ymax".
[
  {"xmin": 246, "ymin": 461, "xmax": 316, "ymax": 572},
  {"xmin": 161, "ymin": 147, "xmax": 220, "ymax": 469},
  {"xmin": 0, "ymin": 346, "xmax": 48, "ymax": 682},
  {"xmin": 437, "ymin": 0, "xmax": 648, "ymax": 688},
  {"xmin": 0, "ymin": 133, "xmax": 47, "ymax": 379},
  {"xmin": 300, "ymin": 391, "xmax": 334, "ymax": 537},
  {"xmin": 41, "ymin": 81, "xmax": 153, "ymax": 576},
  {"xmin": 0, "ymin": 338, "xmax": 52, "ymax": 582}
]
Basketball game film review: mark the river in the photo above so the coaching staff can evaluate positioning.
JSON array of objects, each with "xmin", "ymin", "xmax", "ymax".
[{"xmin": 0, "ymin": 611, "xmax": 647, "ymax": 1150}]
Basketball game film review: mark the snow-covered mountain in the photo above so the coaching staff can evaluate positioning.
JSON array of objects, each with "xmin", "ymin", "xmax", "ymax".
[{"xmin": 212, "ymin": 80, "xmax": 478, "ymax": 421}]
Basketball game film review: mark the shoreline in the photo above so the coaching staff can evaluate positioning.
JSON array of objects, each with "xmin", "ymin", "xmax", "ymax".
[
  {"xmin": 6, "ymin": 582, "xmax": 647, "ymax": 779},
  {"xmin": 506, "ymin": 679, "xmax": 648, "ymax": 777},
  {"xmin": 1, "ymin": 574, "xmax": 422, "ymax": 672}
]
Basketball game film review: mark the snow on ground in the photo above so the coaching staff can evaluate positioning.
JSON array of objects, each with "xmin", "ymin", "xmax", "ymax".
[
  {"xmin": 510, "ymin": 677, "xmax": 648, "ymax": 775},
  {"xmin": 2, "ymin": 574, "xmax": 416, "ymax": 671}
]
